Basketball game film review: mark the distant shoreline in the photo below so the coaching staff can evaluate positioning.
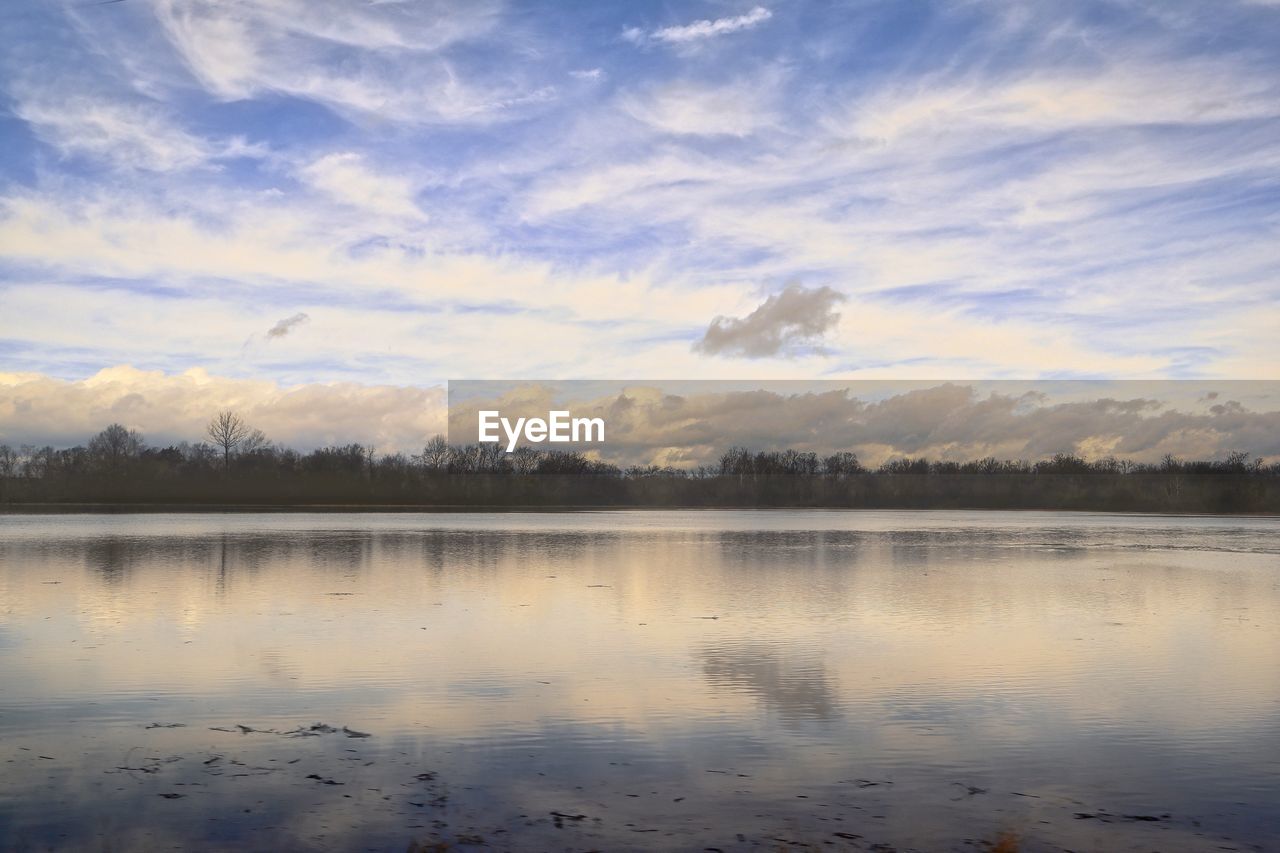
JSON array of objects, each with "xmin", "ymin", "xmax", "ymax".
[{"xmin": 2, "ymin": 502, "xmax": 1277, "ymax": 517}]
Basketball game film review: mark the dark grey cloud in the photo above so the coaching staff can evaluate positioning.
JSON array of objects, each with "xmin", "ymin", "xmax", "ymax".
[
  {"xmin": 266, "ymin": 312, "xmax": 310, "ymax": 339},
  {"xmin": 694, "ymin": 284, "xmax": 845, "ymax": 358}
]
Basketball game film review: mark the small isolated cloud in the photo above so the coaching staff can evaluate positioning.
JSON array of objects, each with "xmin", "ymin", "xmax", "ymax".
[
  {"xmin": 266, "ymin": 312, "xmax": 310, "ymax": 339},
  {"xmin": 625, "ymin": 6, "xmax": 772, "ymax": 46},
  {"xmin": 695, "ymin": 284, "xmax": 845, "ymax": 358}
]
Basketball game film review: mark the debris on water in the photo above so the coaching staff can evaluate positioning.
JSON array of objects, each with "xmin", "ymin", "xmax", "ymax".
[
  {"xmin": 952, "ymin": 783, "xmax": 989, "ymax": 797},
  {"xmin": 343, "ymin": 726, "xmax": 372, "ymax": 738},
  {"xmin": 145, "ymin": 722, "xmax": 186, "ymax": 729},
  {"xmin": 1073, "ymin": 810, "xmax": 1166, "ymax": 822},
  {"xmin": 306, "ymin": 774, "xmax": 344, "ymax": 785},
  {"xmin": 550, "ymin": 810, "xmax": 587, "ymax": 828},
  {"xmin": 38, "ymin": 755, "xmax": 55, "ymax": 760},
  {"xmin": 406, "ymin": 840, "xmax": 451, "ymax": 853},
  {"xmin": 834, "ymin": 832, "xmax": 862, "ymax": 840},
  {"xmin": 209, "ymin": 724, "xmax": 277, "ymax": 734}
]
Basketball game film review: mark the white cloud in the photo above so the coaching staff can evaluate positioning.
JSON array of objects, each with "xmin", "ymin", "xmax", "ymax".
[
  {"xmin": 626, "ymin": 6, "xmax": 773, "ymax": 45},
  {"xmin": 149, "ymin": 0, "xmax": 548, "ymax": 124},
  {"xmin": 3, "ymin": 0, "xmax": 1278, "ymax": 389},
  {"xmin": 845, "ymin": 62, "xmax": 1279, "ymax": 145},
  {"xmin": 297, "ymin": 153, "xmax": 424, "ymax": 219},
  {"xmin": 523, "ymin": 152, "xmax": 730, "ymax": 218},
  {"xmin": 624, "ymin": 80, "xmax": 776, "ymax": 136},
  {"xmin": 13, "ymin": 94, "xmax": 256, "ymax": 172},
  {"xmin": 0, "ymin": 366, "xmax": 446, "ymax": 453}
]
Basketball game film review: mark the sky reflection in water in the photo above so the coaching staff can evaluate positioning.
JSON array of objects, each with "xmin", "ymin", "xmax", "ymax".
[{"xmin": 1, "ymin": 511, "xmax": 1278, "ymax": 851}]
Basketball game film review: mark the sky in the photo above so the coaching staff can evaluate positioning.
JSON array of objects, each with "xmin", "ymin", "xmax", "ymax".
[
  {"xmin": 444, "ymin": 380, "xmax": 1280, "ymax": 467},
  {"xmin": 1, "ymin": 0, "xmax": 1279, "ymax": 452}
]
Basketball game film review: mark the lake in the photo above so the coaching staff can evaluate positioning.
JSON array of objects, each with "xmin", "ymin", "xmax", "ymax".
[{"xmin": 1, "ymin": 510, "xmax": 1277, "ymax": 852}]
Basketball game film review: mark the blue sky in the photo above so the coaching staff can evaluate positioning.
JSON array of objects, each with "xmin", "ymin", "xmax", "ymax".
[{"xmin": 1, "ymin": 0, "xmax": 1279, "ymax": 446}]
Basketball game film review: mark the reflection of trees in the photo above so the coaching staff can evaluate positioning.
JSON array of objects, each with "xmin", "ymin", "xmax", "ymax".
[
  {"xmin": 700, "ymin": 643, "xmax": 840, "ymax": 722},
  {"xmin": 35, "ymin": 528, "xmax": 613, "ymax": 590},
  {"xmin": 84, "ymin": 537, "xmax": 131, "ymax": 585},
  {"xmin": 714, "ymin": 530, "xmax": 866, "ymax": 572},
  {"xmin": 59, "ymin": 534, "xmax": 373, "ymax": 587}
]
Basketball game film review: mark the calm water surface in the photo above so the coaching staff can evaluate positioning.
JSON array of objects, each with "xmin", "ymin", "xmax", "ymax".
[{"xmin": 1, "ymin": 511, "xmax": 1278, "ymax": 852}]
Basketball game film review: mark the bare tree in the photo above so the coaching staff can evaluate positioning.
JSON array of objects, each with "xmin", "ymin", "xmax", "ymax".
[
  {"xmin": 0, "ymin": 443, "xmax": 16, "ymax": 478},
  {"xmin": 418, "ymin": 435, "xmax": 451, "ymax": 471},
  {"xmin": 510, "ymin": 445, "xmax": 541, "ymax": 475},
  {"xmin": 240, "ymin": 429, "xmax": 271, "ymax": 456},
  {"xmin": 207, "ymin": 411, "xmax": 250, "ymax": 472},
  {"xmin": 88, "ymin": 423, "xmax": 143, "ymax": 475}
]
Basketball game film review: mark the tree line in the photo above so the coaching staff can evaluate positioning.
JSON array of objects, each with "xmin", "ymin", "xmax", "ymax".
[{"xmin": 1, "ymin": 411, "xmax": 1277, "ymax": 512}]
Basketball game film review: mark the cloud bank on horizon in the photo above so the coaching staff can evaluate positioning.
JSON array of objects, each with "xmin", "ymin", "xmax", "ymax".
[
  {"xmin": 1, "ymin": 0, "xmax": 1279, "ymax": 447},
  {"xmin": 4, "ymin": 369, "xmax": 1277, "ymax": 468}
]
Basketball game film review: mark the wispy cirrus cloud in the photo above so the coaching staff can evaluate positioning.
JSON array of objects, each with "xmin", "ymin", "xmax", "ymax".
[
  {"xmin": 149, "ymin": 0, "xmax": 548, "ymax": 123},
  {"xmin": 1, "ymin": 0, "xmax": 1278, "ymax": 399},
  {"xmin": 11, "ymin": 92, "xmax": 260, "ymax": 172},
  {"xmin": 624, "ymin": 6, "xmax": 773, "ymax": 46},
  {"xmin": 623, "ymin": 79, "xmax": 778, "ymax": 136}
]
